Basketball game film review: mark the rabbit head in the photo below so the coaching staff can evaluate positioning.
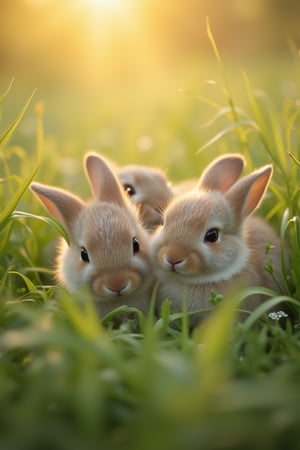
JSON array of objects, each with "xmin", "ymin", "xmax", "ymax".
[
  {"xmin": 152, "ymin": 154, "xmax": 250, "ymax": 283},
  {"xmin": 117, "ymin": 165, "xmax": 173, "ymax": 231},
  {"xmin": 31, "ymin": 153, "xmax": 153, "ymax": 317},
  {"xmin": 151, "ymin": 154, "xmax": 277, "ymax": 322}
]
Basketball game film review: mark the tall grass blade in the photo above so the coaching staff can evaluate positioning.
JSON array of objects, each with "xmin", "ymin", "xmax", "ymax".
[
  {"xmin": 35, "ymin": 101, "xmax": 44, "ymax": 162},
  {"xmin": 0, "ymin": 89, "xmax": 36, "ymax": 148},
  {"xmin": 0, "ymin": 266, "xmax": 13, "ymax": 296},
  {"xmin": 242, "ymin": 71, "xmax": 282, "ymax": 163},
  {"xmin": 60, "ymin": 293, "xmax": 104, "ymax": 340},
  {"xmin": 197, "ymin": 119, "xmax": 257, "ymax": 153},
  {"xmin": 206, "ymin": 17, "xmax": 223, "ymax": 78},
  {"xmin": 288, "ymin": 151, "xmax": 300, "ymax": 168},
  {"xmin": 200, "ymin": 106, "xmax": 249, "ymax": 129},
  {"xmin": 12, "ymin": 210, "xmax": 70, "ymax": 244},
  {"xmin": 0, "ymin": 79, "xmax": 14, "ymax": 123},
  {"xmin": 0, "ymin": 79, "xmax": 14, "ymax": 104},
  {"xmin": 194, "ymin": 292, "xmax": 242, "ymax": 391},
  {"xmin": 8, "ymin": 270, "xmax": 37, "ymax": 292},
  {"xmin": 180, "ymin": 296, "xmax": 190, "ymax": 352},
  {"xmin": 0, "ymin": 164, "xmax": 39, "ymax": 232},
  {"xmin": 206, "ymin": 19, "xmax": 248, "ymax": 151}
]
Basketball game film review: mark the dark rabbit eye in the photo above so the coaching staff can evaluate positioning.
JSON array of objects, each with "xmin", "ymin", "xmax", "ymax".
[
  {"xmin": 123, "ymin": 183, "xmax": 136, "ymax": 197},
  {"xmin": 80, "ymin": 247, "xmax": 90, "ymax": 262},
  {"xmin": 204, "ymin": 228, "xmax": 219, "ymax": 243},
  {"xmin": 132, "ymin": 238, "xmax": 140, "ymax": 254}
]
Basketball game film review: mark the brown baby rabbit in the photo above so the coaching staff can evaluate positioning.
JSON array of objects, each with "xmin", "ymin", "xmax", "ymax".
[
  {"xmin": 151, "ymin": 154, "xmax": 283, "ymax": 327},
  {"xmin": 31, "ymin": 153, "xmax": 154, "ymax": 318},
  {"xmin": 117, "ymin": 165, "xmax": 173, "ymax": 231}
]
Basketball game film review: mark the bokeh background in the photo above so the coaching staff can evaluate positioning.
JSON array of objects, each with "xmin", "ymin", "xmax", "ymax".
[
  {"xmin": 1, "ymin": 0, "xmax": 300, "ymax": 181},
  {"xmin": 2, "ymin": 0, "xmax": 299, "ymax": 86}
]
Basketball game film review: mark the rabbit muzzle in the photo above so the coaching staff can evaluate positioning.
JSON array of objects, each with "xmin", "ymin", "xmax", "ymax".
[
  {"xmin": 163, "ymin": 254, "xmax": 186, "ymax": 272},
  {"xmin": 157, "ymin": 245, "xmax": 200, "ymax": 275},
  {"xmin": 91, "ymin": 272, "xmax": 142, "ymax": 298}
]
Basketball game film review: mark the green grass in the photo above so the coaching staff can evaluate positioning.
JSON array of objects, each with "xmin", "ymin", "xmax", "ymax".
[{"xmin": 1, "ymin": 50, "xmax": 300, "ymax": 450}]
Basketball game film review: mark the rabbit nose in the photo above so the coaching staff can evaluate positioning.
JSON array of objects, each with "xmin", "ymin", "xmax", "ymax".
[
  {"xmin": 158, "ymin": 247, "xmax": 187, "ymax": 272},
  {"xmin": 165, "ymin": 256, "xmax": 185, "ymax": 271},
  {"xmin": 104, "ymin": 281, "xmax": 131, "ymax": 296},
  {"xmin": 168, "ymin": 257, "xmax": 182, "ymax": 265},
  {"xmin": 92, "ymin": 272, "xmax": 141, "ymax": 297}
]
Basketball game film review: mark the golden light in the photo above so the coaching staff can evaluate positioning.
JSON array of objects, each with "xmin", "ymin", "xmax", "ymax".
[
  {"xmin": 78, "ymin": 0, "xmax": 124, "ymax": 12},
  {"xmin": 90, "ymin": 0, "xmax": 119, "ymax": 6}
]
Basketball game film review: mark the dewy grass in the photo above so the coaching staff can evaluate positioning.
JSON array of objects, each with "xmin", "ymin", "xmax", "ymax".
[{"xmin": 1, "ymin": 45, "xmax": 300, "ymax": 450}]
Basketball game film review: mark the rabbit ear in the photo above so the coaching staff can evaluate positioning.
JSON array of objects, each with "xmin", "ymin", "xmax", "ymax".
[
  {"xmin": 85, "ymin": 153, "xmax": 127, "ymax": 207},
  {"xmin": 31, "ymin": 182, "xmax": 84, "ymax": 229},
  {"xmin": 225, "ymin": 165, "xmax": 273, "ymax": 220},
  {"xmin": 198, "ymin": 154, "xmax": 245, "ymax": 192}
]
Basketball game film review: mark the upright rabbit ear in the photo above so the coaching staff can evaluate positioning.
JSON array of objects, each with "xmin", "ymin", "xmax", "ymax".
[
  {"xmin": 31, "ymin": 182, "xmax": 84, "ymax": 230},
  {"xmin": 225, "ymin": 165, "xmax": 273, "ymax": 220},
  {"xmin": 85, "ymin": 153, "xmax": 127, "ymax": 207},
  {"xmin": 198, "ymin": 154, "xmax": 245, "ymax": 192}
]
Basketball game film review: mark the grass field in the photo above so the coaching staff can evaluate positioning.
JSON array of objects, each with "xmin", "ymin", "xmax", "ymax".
[{"xmin": 1, "ymin": 50, "xmax": 300, "ymax": 450}]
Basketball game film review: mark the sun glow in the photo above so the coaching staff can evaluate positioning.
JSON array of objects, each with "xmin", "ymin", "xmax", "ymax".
[{"xmin": 80, "ymin": 0, "xmax": 123, "ymax": 11}]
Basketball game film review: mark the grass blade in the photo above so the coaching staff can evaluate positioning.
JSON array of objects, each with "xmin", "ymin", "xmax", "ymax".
[
  {"xmin": 0, "ymin": 164, "xmax": 40, "ymax": 232},
  {"xmin": 206, "ymin": 17, "xmax": 223, "ymax": 76},
  {"xmin": 8, "ymin": 270, "xmax": 37, "ymax": 292},
  {"xmin": 197, "ymin": 119, "xmax": 257, "ymax": 154},
  {"xmin": 0, "ymin": 79, "xmax": 14, "ymax": 104},
  {"xmin": 34, "ymin": 101, "xmax": 44, "ymax": 162},
  {"xmin": 288, "ymin": 151, "xmax": 300, "ymax": 168},
  {"xmin": 200, "ymin": 106, "xmax": 249, "ymax": 129},
  {"xmin": 0, "ymin": 79, "xmax": 14, "ymax": 123},
  {"xmin": 0, "ymin": 89, "xmax": 36, "ymax": 148},
  {"xmin": 206, "ymin": 19, "xmax": 249, "ymax": 151},
  {"xmin": 12, "ymin": 210, "xmax": 70, "ymax": 244},
  {"xmin": 241, "ymin": 295, "xmax": 299, "ymax": 330}
]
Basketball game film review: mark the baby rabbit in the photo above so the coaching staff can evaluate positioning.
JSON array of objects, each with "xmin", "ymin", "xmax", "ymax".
[
  {"xmin": 151, "ymin": 154, "xmax": 283, "ymax": 327},
  {"xmin": 31, "ymin": 153, "xmax": 153, "ymax": 318},
  {"xmin": 117, "ymin": 165, "xmax": 173, "ymax": 231}
]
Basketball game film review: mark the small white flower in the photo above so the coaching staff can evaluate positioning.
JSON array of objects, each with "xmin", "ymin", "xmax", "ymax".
[{"xmin": 268, "ymin": 311, "xmax": 288, "ymax": 321}]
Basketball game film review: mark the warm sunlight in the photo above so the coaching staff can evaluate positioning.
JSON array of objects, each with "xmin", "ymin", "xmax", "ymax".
[
  {"xmin": 78, "ymin": 0, "xmax": 124, "ymax": 12},
  {"xmin": 1, "ymin": 0, "xmax": 294, "ymax": 93},
  {"xmin": 89, "ymin": 0, "xmax": 120, "ymax": 6}
]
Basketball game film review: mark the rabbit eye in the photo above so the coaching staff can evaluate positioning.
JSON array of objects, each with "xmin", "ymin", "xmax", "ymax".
[
  {"xmin": 80, "ymin": 247, "xmax": 90, "ymax": 262},
  {"xmin": 132, "ymin": 238, "xmax": 140, "ymax": 254},
  {"xmin": 123, "ymin": 183, "xmax": 136, "ymax": 197},
  {"xmin": 204, "ymin": 228, "xmax": 219, "ymax": 243}
]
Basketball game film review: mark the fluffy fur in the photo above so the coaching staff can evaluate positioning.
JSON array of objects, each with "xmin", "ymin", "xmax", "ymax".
[
  {"xmin": 151, "ymin": 154, "xmax": 284, "ymax": 326},
  {"xmin": 31, "ymin": 153, "xmax": 154, "ymax": 318}
]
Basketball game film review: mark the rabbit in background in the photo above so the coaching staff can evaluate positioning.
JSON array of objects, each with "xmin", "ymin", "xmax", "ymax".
[
  {"xmin": 150, "ymin": 154, "xmax": 285, "ymax": 327},
  {"xmin": 31, "ymin": 152, "xmax": 154, "ymax": 318},
  {"xmin": 117, "ymin": 164, "xmax": 173, "ymax": 231}
]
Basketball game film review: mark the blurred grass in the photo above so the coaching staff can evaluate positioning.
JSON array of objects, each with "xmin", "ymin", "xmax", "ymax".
[
  {"xmin": 1, "ymin": 53, "xmax": 300, "ymax": 450},
  {"xmin": 2, "ymin": 56, "xmax": 300, "ymax": 184}
]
